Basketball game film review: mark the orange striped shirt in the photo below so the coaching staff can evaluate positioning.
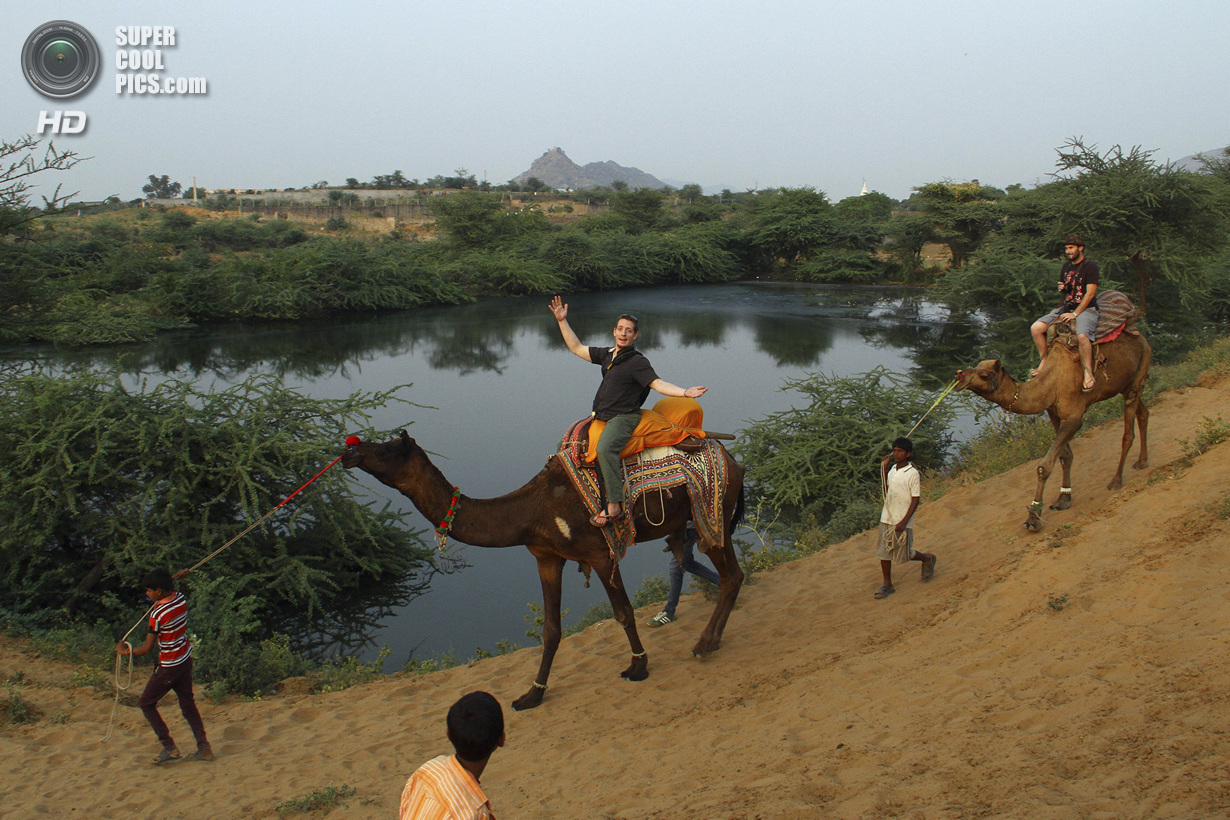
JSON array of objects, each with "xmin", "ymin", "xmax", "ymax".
[{"xmin": 399, "ymin": 755, "xmax": 494, "ymax": 820}]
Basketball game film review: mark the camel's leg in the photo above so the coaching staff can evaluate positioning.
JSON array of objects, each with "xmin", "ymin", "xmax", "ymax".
[
  {"xmin": 1043, "ymin": 410, "xmax": 1072, "ymax": 513},
  {"xmin": 1133, "ymin": 393, "xmax": 1149, "ymax": 469},
  {"xmin": 1044, "ymin": 409, "xmax": 1074, "ymax": 512},
  {"xmin": 1109, "ymin": 392, "xmax": 1139, "ymax": 490},
  {"xmin": 1028, "ymin": 416, "xmax": 1083, "ymax": 531},
  {"xmin": 593, "ymin": 559, "xmax": 649, "ymax": 682},
  {"xmin": 691, "ymin": 534, "xmax": 744, "ymax": 657},
  {"xmin": 512, "ymin": 550, "xmax": 567, "ymax": 711}
]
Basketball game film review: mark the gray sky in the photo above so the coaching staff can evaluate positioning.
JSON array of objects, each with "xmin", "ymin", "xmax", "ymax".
[{"xmin": 4, "ymin": 0, "xmax": 1227, "ymax": 203}]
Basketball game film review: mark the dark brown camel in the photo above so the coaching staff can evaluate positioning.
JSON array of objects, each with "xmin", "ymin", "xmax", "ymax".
[
  {"xmin": 955, "ymin": 324, "xmax": 1151, "ymax": 530},
  {"xmin": 341, "ymin": 431, "xmax": 745, "ymax": 710}
]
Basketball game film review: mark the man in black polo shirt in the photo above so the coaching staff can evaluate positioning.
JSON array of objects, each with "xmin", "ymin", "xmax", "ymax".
[{"xmin": 549, "ymin": 295, "xmax": 708, "ymax": 527}]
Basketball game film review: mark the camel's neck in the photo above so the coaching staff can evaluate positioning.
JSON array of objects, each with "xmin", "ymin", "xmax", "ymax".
[
  {"xmin": 383, "ymin": 446, "xmax": 537, "ymax": 549},
  {"xmin": 987, "ymin": 376, "xmax": 1054, "ymax": 415}
]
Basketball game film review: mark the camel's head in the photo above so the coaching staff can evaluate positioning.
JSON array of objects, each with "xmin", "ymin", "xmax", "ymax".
[
  {"xmin": 955, "ymin": 359, "xmax": 1012, "ymax": 397},
  {"xmin": 341, "ymin": 430, "xmax": 415, "ymax": 474}
]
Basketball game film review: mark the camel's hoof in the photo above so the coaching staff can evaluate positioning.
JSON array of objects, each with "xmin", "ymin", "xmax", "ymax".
[
  {"xmin": 690, "ymin": 640, "xmax": 720, "ymax": 658},
  {"xmin": 1049, "ymin": 499, "xmax": 1071, "ymax": 511},
  {"xmin": 619, "ymin": 654, "xmax": 649, "ymax": 682},
  {"xmin": 1023, "ymin": 519, "xmax": 1040, "ymax": 532},
  {"xmin": 1107, "ymin": 479, "xmax": 1123, "ymax": 491},
  {"xmin": 511, "ymin": 690, "xmax": 544, "ymax": 711},
  {"xmin": 1133, "ymin": 460, "xmax": 1148, "ymax": 470}
]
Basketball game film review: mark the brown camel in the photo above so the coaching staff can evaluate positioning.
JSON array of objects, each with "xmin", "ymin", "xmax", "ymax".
[
  {"xmin": 341, "ymin": 431, "xmax": 745, "ymax": 711},
  {"xmin": 955, "ymin": 323, "xmax": 1151, "ymax": 530}
]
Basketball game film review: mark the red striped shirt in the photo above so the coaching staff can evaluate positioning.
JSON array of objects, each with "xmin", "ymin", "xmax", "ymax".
[{"xmin": 148, "ymin": 592, "xmax": 192, "ymax": 667}]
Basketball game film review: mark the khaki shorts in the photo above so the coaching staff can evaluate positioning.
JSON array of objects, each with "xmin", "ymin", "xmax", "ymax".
[{"xmin": 876, "ymin": 523, "xmax": 915, "ymax": 564}]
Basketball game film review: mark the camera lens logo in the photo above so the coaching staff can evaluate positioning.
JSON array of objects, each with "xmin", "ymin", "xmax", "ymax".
[{"xmin": 22, "ymin": 21, "xmax": 101, "ymax": 98}]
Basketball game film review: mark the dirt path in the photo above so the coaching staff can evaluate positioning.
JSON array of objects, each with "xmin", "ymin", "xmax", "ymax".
[{"xmin": 3, "ymin": 374, "xmax": 1229, "ymax": 818}]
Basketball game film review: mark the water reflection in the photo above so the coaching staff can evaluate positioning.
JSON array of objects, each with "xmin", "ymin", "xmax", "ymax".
[{"xmin": 3, "ymin": 283, "xmax": 997, "ymax": 663}]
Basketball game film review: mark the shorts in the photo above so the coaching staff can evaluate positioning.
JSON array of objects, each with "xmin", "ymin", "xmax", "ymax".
[
  {"xmin": 1038, "ymin": 305, "xmax": 1098, "ymax": 340},
  {"xmin": 876, "ymin": 523, "xmax": 915, "ymax": 564}
]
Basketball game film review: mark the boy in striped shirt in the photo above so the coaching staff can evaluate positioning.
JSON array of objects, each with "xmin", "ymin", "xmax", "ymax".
[
  {"xmin": 116, "ymin": 568, "xmax": 213, "ymax": 764},
  {"xmin": 400, "ymin": 691, "xmax": 504, "ymax": 820}
]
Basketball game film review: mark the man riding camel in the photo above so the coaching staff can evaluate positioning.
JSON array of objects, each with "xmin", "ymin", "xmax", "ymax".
[
  {"xmin": 1030, "ymin": 233, "xmax": 1100, "ymax": 391},
  {"xmin": 549, "ymin": 296, "xmax": 707, "ymax": 527}
]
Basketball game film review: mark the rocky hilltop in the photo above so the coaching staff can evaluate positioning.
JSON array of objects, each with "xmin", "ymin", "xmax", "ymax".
[{"xmin": 512, "ymin": 147, "xmax": 667, "ymax": 190}]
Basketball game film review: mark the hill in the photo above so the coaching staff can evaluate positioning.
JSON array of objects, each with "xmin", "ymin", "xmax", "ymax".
[
  {"xmin": 1174, "ymin": 144, "xmax": 1229, "ymax": 172},
  {"xmin": 512, "ymin": 146, "xmax": 668, "ymax": 190},
  {"xmin": 3, "ymin": 368, "xmax": 1230, "ymax": 817}
]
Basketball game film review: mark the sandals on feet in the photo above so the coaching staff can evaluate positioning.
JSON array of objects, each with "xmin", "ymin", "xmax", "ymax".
[
  {"xmin": 1082, "ymin": 372, "xmax": 1096, "ymax": 392},
  {"xmin": 590, "ymin": 506, "xmax": 622, "ymax": 527},
  {"xmin": 922, "ymin": 554, "xmax": 937, "ymax": 582},
  {"xmin": 874, "ymin": 585, "xmax": 895, "ymax": 599},
  {"xmin": 153, "ymin": 749, "xmax": 182, "ymax": 765}
]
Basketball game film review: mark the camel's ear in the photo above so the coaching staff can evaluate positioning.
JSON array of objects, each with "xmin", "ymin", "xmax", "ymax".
[
  {"xmin": 990, "ymin": 360, "xmax": 1004, "ymax": 375},
  {"xmin": 399, "ymin": 430, "xmax": 411, "ymax": 451}
]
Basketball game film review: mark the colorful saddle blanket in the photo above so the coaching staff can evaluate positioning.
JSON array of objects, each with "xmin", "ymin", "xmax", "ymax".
[{"xmin": 557, "ymin": 406, "xmax": 730, "ymax": 565}]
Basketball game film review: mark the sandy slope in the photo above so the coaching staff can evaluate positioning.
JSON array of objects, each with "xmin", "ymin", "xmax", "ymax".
[{"xmin": 3, "ymin": 373, "xmax": 1229, "ymax": 819}]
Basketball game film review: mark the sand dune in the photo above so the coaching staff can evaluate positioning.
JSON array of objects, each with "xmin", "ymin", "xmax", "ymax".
[{"xmin": 3, "ymin": 373, "xmax": 1229, "ymax": 819}]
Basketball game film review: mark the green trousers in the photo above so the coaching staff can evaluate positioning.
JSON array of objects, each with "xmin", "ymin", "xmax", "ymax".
[{"xmin": 595, "ymin": 411, "xmax": 640, "ymax": 505}]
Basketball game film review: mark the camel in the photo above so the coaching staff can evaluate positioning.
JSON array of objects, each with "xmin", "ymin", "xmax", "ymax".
[
  {"xmin": 955, "ymin": 323, "xmax": 1151, "ymax": 530},
  {"xmin": 341, "ymin": 430, "xmax": 745, "ymax": 711}
]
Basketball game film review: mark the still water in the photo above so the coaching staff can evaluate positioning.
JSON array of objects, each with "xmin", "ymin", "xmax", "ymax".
[{"xmin": 14, "ymin": 282, "xmax": 988, "ymax": 665}]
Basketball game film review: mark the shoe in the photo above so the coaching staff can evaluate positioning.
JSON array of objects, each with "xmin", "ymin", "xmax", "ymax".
[
  {"xmin": 646, "ymin": 610, "xmax": 675, "ymax": 627},
  {"xmin": 874, "ymin": 585, "xmax": 895, "ymax": 599},
  {"xmin": 153, "ymin": 748, "xmax": 182, "ymax": 765},
  {"xmin": 922, "ymin": 554, "xmax": 937, "ymax": 582},
  {"xmin": 188, "ymin": 747, "xmax": 215, "ymax": 762}
]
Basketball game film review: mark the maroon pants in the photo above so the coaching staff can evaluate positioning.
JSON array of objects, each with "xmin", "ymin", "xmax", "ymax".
[{"xmin": 139, "ymin": 657, "xmax": 209, "ymax": 752}]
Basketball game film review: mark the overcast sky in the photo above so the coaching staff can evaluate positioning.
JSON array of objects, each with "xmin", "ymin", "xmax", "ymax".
[{"xmin": 4, "ymin": 1, "xmax": 1228, "ymax": 204}]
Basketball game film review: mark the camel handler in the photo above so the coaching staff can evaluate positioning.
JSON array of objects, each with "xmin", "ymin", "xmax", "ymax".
[
  {"xmin": 549, "ymin": 296, "xmax": 707, "ymax": 527},
  {"xmin": 874, "ymin": 437, "xmax": 937, "ymax": 599},
  {"xmin": 1030, "ymin": 233, "xmax": 1099, "ymax": 391}
]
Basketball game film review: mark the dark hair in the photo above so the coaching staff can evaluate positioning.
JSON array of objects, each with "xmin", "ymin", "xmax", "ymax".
[
  {"xmin": 141, "ymin": 568, "xmax": 174, "ymax": 592},
  {"xmin": 1063, "ymin": 233, "xmax": 1085, "ymax": 247},
  {"xmin": 617, "ymin": 313, "xmax": 639, "ymax": 332},
  {"xmin": 446, "ymin": 691, "xmax": 504, "ymax": 762},
  {"xmin": 892, "ymin": 437, "xmax": 913, "ymax": 454}
]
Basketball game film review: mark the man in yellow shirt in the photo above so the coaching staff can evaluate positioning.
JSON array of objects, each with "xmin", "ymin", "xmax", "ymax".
[{"xmin": 399, "ymin": 692, "xmax": 504, "ymax": 820}]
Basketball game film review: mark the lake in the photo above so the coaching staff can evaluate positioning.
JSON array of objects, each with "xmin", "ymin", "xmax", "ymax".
[{"xmin": 7, "ymin": 282, "xmax": 989, "ymax": 665}]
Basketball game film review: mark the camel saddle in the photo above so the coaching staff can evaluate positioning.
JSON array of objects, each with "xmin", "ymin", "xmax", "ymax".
[
  {"xmin": 556, "ymin": 397, "xmax": 731, "ymax": 563},
  {"xmin": 582, "ymin": 396, "xmax": 709, "ymax": 461}
]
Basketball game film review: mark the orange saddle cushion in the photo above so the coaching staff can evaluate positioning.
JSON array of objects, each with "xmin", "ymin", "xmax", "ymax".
[{"xmin": 585, "ymin": 397, "xmax": 707, "ymax": 463}]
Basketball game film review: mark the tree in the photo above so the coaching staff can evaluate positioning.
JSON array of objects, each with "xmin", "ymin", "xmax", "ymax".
[
  {"xmin": 609, "ymin": 187, "xmax": 667, "ymax": 230},
  {"xmin": 142, "ymin": 173, "xmax": 182, "ymax": 199},
  {"xmin": 1, "ymin": 134, "xmax": 83, "ymax": 236},
  {"xmin": 741, "ymin": 187, "xmax": 838, "ymax": 269},
  {"xmin": 999, "ymin": 138, "xmax": 1229, "ymax": 314},
  {"xmin": 678, "ymin": 184, "xmax": 704, "ymax": 204},
  {"xmin": 911, "ymin": 180, "xmax": 1003, "ymax": 268}
]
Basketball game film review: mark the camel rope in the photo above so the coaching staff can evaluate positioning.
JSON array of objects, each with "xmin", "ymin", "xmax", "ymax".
[
  {"xmin": 101, "ymin": 605, "xmax": 153, "ymax": 743},
  {"xmin": 634, "ymin": 452, "xmax": 667, "ymax": 527},
  {"xmin": 906, "ymin": 378, "xmax": 960, "ymax": 438},
  {"xmin": 102, "ymin": 450, "xmax": 346, "ymax": 742}
]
